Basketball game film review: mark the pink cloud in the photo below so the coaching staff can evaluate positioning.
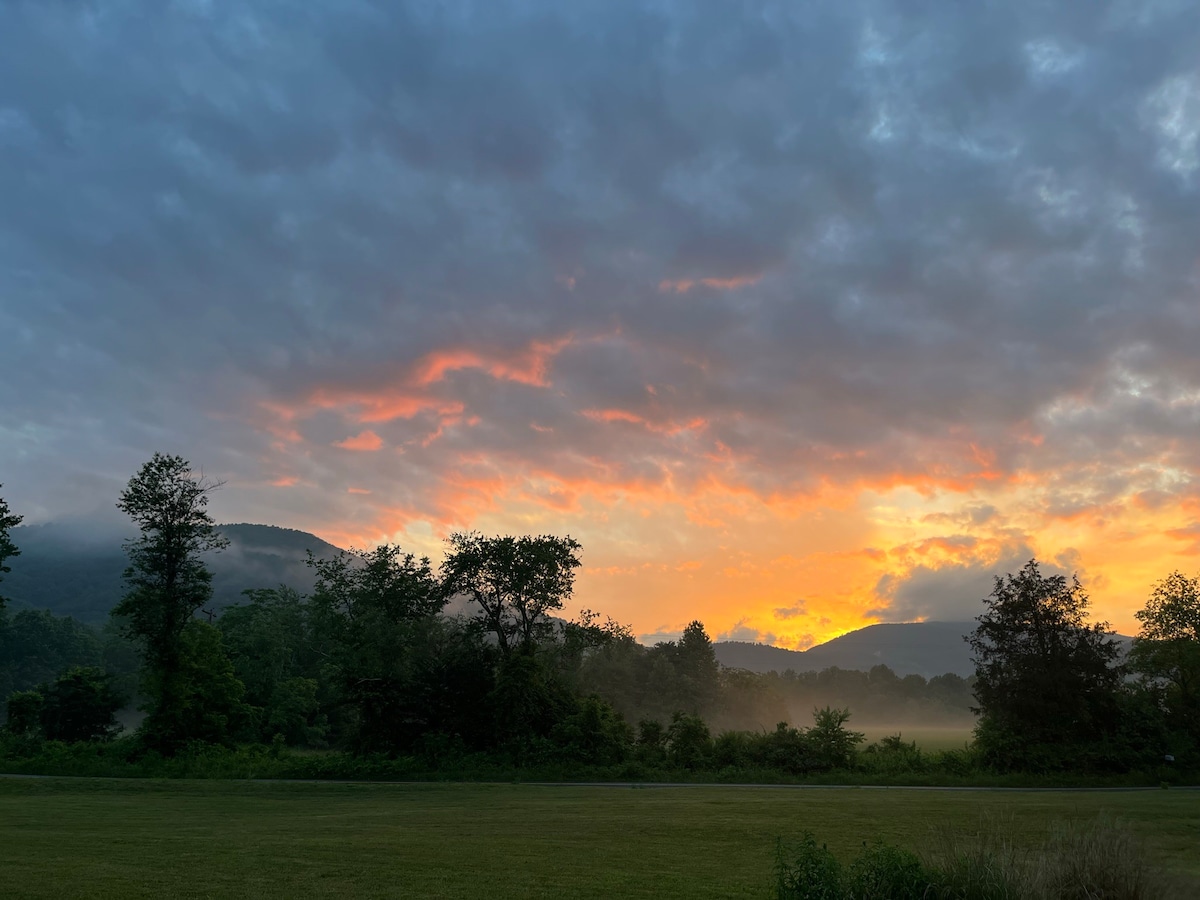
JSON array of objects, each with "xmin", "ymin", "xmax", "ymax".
[{"xmin": 335, "ymin": 430, "xmax": 384, "ymax": 451}]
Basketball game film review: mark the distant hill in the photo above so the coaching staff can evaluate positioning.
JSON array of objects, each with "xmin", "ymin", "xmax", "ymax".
[
  {"xmin": 716, "ymin": 622, "xmax": 978, "ymax": 677},
  {"xmin": 716, "ymin": 621, "xmax": 1134, "ymax": 678},
  {"xmin": 3, "ymin": 522, "xmax": 344, "ymax": 623}
]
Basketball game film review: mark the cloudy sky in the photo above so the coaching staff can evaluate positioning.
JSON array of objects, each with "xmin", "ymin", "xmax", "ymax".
[{"xmin": 3, "ymin": 0, "xmax": 1199, "ymax": 646}]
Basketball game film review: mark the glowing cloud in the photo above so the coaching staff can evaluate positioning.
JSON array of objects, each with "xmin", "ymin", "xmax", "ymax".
[{"xmin": 334, "ymin": 430, "xmax": 384, "ymax": 452}]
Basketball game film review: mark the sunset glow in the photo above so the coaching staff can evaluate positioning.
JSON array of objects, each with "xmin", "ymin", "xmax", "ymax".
[{"xmin": 3, "ymin": 2, "xmax": 1199, "ymax": 647}]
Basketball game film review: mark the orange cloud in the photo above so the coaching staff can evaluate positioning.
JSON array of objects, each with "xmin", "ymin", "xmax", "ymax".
[
  {"xmin": 334, "ymin": 430, "xmax": 384, "ymax": 451},
  {"xmin": 412, "ymin": 337, "xmax": 572, "ymax": 388},
  {"xmin": 658, "ymin": 274, "xmax": 763, "ymax": 294}
]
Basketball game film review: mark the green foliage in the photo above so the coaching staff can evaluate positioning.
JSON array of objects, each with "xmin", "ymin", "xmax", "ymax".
[
  {"xmin": 4, "ymin": 690, "xmax": 44, "ymax": 737},
  {"xmin": 114, "ymin": 453, "xmax": 232, "ymax": 752},
  {"xmin": 774, "ymin": 817, "xmax": 1172, "ymax": 900},
  {"xmin": 39, "ymin": 666, "xmax": 122, "ymax": 743},
  {"xmin": 219, "ymin": 586, "xmax": 327, "ymax": 745},
  {"xmin": 846, "ymin": 843, "xmax": 930, "ymax": 900},
  {"xmin": 138, "ymin": 622, "xmax": 249, "ymax": 750},
  {"xmin": 969, "ymin": 560, "xmax": 1125, "ymax": 772},
  {"xmin": 491, "ymin": 652, "xmax": 577, "ymax": 757},
  {"xmin": 666, "ymin": 711, "xmax": 712, "ymax": 769},
  {"xmin": 441, "ymin": 531, "xmax": 581, "ymax": 656},
  {"xmin": 0, "ymin": 486, "xmax": 22, "ymax": 609},
  {"xmin": 307, "ymin": 546, "xmax": 493, "ymax": 754},
  {"xmin": 775, "ymin": 833, "xmax": 843, "ymax": 900},
  {"xmin": 1130, "ymin": 571, "xmax": 1200, "ymax": 748},
  {"xmin": 549, "ymin": 695, "xmax": 633, "ymax": 765},
  {"xmin": 809, "ymin": 706, "xmax": 865, "ymax": 770},
  {"xmin": 0, "ymin": 608, "xmax": 106, "ymax": 699}
]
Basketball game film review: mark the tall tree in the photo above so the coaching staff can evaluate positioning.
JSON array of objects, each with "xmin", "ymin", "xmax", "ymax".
[
  {"xmin": 307, "ymin": 545, "xmax": 490, "ymax": 753},
  {"xmin": 0, "ymin": 486, "xmax": 22, "ymax": 609},
  {"xmin": 114, "ymin": 453, "xmax": 231, "ymax": 749},
  {"xmin": 675, "ymin": 620, "xmax": 720, "ymax": 715},
  {"xmin": 1130, "ymin": 571, "xmax": 1200, "ymax": 745},
  {"xmin": 968, "ymin": 559, "xmax": 1123, "ymax": 771},
  {"xmin": 441, "ymin": 532, "xmax": 582, "ymax": 656}
]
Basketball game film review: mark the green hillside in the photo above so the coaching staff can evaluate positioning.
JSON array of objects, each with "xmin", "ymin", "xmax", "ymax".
[{"xmin": 3, "ymin": 523, "xmax": 344, "ymax": 623}]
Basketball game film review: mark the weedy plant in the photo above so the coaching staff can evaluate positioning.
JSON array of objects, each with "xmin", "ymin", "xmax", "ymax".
[{"xmin": 774, "ymin": 815, "xmax": 1179, "ymax": 900}]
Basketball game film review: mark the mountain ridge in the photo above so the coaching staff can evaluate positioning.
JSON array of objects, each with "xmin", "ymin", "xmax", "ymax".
[{"xmin": 3, "ymin": 522, "xmax": 343, "ymax": 622}]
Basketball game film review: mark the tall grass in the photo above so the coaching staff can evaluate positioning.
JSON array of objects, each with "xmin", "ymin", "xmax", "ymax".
[{"xmin": 776, "ymin": 815, "xmax": 1181, "ymax": 900}]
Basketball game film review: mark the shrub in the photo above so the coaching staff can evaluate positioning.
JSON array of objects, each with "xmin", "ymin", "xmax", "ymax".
[
  {"xmin": 1038, "ymin": 816, "xmax": 1168, "ymax": 900},
  {"xmin": 40, "ymin": 667, "xmax": 123, "ymax": 743},
  {"xmin": 775, "ymin": 833, "xmax": 842, "ymax": 900},
  {"xmin": 772, "ymin": 817, "xmax": 1174, "ymax": 900},
  {"xmin": 4, "ymin": 690, "xmax": 44, "ymax": 737},
  {"xmin": 550, "ymin": 696, "xmax": 632, "ymax": 765},
  {"xmin": 846, "ymin": 842, "xmax": 932, "ymax": 900},
  {"xmin": 808, "ymin": 707, "xmax": 864, "ymax": 770},
  {"xmin": 665, "ymin": 712, "xmax": 711, "ymax": 769}
]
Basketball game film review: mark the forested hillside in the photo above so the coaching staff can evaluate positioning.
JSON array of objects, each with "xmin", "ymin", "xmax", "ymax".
[{"xmin": 3, "ymin": 523, "xmax": 342, "ymax": 622}]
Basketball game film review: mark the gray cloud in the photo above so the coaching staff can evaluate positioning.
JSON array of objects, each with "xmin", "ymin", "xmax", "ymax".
[
  {"xmin": 871, "ymin": 541, "xmax": 1077, "ymax": 623},
  {"xmin": 0, "ymin": 0, "xmax": 1198, "ymax": 539}
]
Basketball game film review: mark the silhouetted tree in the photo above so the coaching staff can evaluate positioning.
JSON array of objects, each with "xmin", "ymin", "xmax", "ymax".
[
  {"xmin": 968, "ymin": 560, "xmax": 1123, "ymax": 771},
  {"xmin": 39, "ymin": 666, "xmax": 123, "ymax": 743},
  {"xmin": 308, "ymin": 545, "xmax": 486, "ymax": 753},
  {"xmin": 219, "ymin": 586, "xmax": 328, "ymax": 746},
  {"xmin": 0, "ymin": 486, "xmax": 22, "ymax": 609},
  {"xmin": 675, "ymin": 620, "xmax": 720, "ymax": 714},
  {"xmin": 138, "ymin": 621, "xmax": 248, "ymax": 748},
  {"xmin": 1130, "ymin": 571, "xmax": 1200, "ymax": 746},
  {"xmin": 441, "ymin": 532, "xmax": 582, "ymax": 656},
  {"xmin": 114, "ymin": 453, "xmax": 233, "ymax": 750}
]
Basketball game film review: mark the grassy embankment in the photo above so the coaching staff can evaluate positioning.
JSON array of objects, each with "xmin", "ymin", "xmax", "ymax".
[{"xmin": 1, "ymin": 778, "xmax": 1197, "ymax": 899}]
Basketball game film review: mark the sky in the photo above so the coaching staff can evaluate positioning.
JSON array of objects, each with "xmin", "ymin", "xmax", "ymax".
[{"xmin": 2, "ymin": 1, "xmax": 1200, "ymax": 647}]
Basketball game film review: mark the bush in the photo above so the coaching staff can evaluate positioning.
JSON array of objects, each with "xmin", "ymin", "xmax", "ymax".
[
  {"xmin": 846, "ymin": 842, "xmax": 932, "ymax": 900},
  {"xmin": 4, "ymin": 690, "xmax": 44, "ymax": 737},
  {"xmin": 665, "ymin": 712, "xmax": 711, "ymax": 769},
  {"xmin": 773, "ymin": 817, "xmax": 1173, "ymax": 900},
  {"xmin": 775, "ymin": 833, "xmax": 843, "ymax": 900},
  {"xmin": 550, "ymin": 696, "xmax": 632, "ymax": 765},
  {"xmin": 40, "ymin": 667, "xmax": 123, "ymax": 743},
  {"xmin": 808, "ymin": 707, "xmax": 864, "ymax": 770}
]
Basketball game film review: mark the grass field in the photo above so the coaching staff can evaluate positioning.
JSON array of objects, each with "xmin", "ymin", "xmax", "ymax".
[
  {"xmin": 2, "ymin": 779, "xmax": 1197, "ymax": 898},
  {"xmin": 857, "ymin": 725, "xmax": 974, "ymax": 751}
]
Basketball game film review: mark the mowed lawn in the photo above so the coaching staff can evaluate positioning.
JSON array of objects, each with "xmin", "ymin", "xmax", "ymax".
[{"xmin": 2, "ymin": 779, "xmax": 1198, "ymax": 899}]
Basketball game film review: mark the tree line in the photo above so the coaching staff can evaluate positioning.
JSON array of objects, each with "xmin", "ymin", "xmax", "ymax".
[{"xmin": 1, "ymin": 457, "xmax": 1198, "ymax": 776}]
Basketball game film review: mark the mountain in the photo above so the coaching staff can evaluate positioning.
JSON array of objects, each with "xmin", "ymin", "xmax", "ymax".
[
  {"xmin": 3, "ymin": 522, "xmax": 344, "ymax": 623},
  {"xmin": 716, "ymin": 621, "xmax": 1135, "ymax": 678},
  {"xmin": 716, "ymin": 622, "xmax": 978, "ymax": 677}
]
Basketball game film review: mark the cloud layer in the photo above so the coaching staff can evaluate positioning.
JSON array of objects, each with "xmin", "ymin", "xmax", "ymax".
[{"xmin": 2, "ymin": 1, "xmax": 1199, "ymax": 643}]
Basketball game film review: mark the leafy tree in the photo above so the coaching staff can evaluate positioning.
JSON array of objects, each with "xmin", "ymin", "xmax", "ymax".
[
  {"xmin": 441, "ymin": 532, "xmax": 582, "ymax": 656},
  {"xmin": 3, "ymin": 690, "xmax": 43, "ymax": 737},
  {"xmin": 549, "ymin": 695, "xmax": 633, "ymax": 765},
  {"xmin": 138, "ymin": 622, "xmax": 248, "ymax": 748},
  {"xmin": 0, "ymin": 609, "xmax": 104, "ymax": 700},
  {"xmin": 807, "ymin": 706, "xmax": 864, "ymax": 770},
  {"xmin": 39, "ymin": 666, "xmax": 123, "ymax": 743},
  {"xmin": 1129, "ymin": 571, "xmax": 1200, "ymax": 745},
  {"xmin": 114, "ymin": 453, "xmax": 233, "ymax": 750},
  {"xmin": 674, "ymin": 620, "xmax": 720, "ymax": 715},
  {"xmin": 0, "ymin": 486, "xmax": 22, "ymax": 609},
  {"xmin": 308, "ymin": 545, "xmax": 483, "ymax": 754},
  {"xmin": 219, "ymin": 586, "xmax": 328, "ymax": 745},
  {"xmin": 308, "ymin": 545, "xmax": 445, "ymax": 624},
  {"xmin": 968, "ymin": 560, "xmax": 1124, "ymax": 771},
  {"xmin": 665, "ymin": 711, "xmax": 711, "ymax": 769},
  {"xmin": 489, "ymin": 651, "xmax": 577, "ymax": 758}
]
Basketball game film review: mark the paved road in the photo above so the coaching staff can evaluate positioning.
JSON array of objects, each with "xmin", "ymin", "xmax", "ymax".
[{"xmin": 2, "ymin": 773, "xmax": 1196, "ymax": 792}]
